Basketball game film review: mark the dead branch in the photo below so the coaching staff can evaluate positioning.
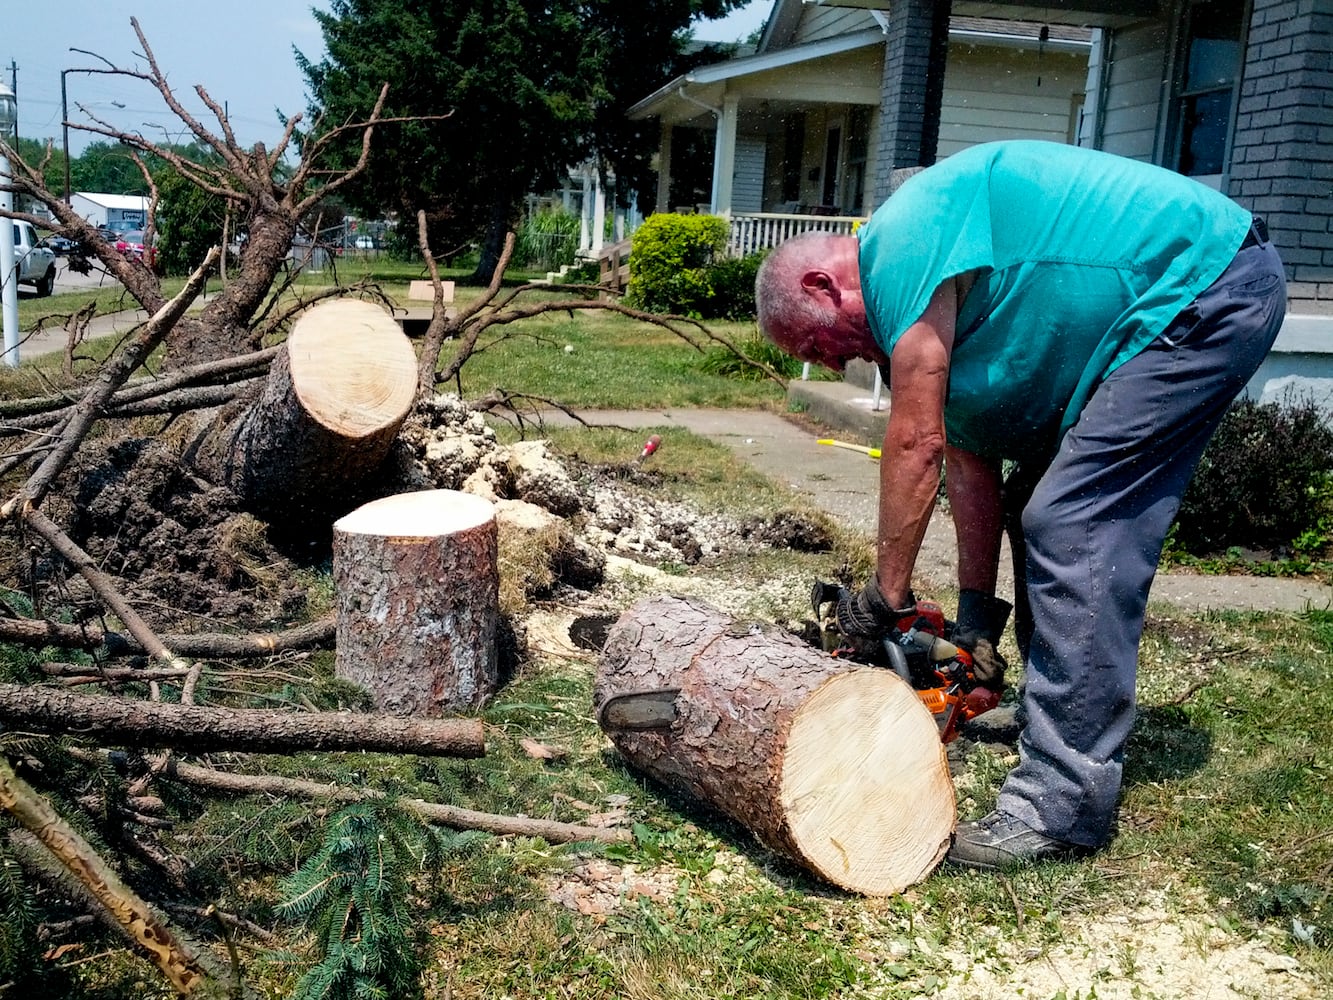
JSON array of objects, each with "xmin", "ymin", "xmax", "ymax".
[
  {"xmin": 0, "ymin": 759, "xmax": 234, "ymax": 997},
  {"xmin": 0, "ymin": 615, "xmax": 334, "ymax": 659},
  {"xmin": 0, "ymin": 683, "xmax": 486, "ymax": 757},
  {"xmin": 0, "ymin": 344, "xmax": 279, "ymax": 422},
  {"xmin": 41, "ymin": 664, "xmax": 316, "ymax": 689},
  {"xmin": 3, "ymin": 382, "xmax": 255, "ymax": 438},
  {"xmin": 155, "ymin": 757, "xmax": 630, "ymax": 845},
  {"xmin": 423, "ymin": 231, "xmax": 519, "ymax": 393},
  {"xmin": 19, "ymin": 508, "xmax": 192, "ymax": 672}
]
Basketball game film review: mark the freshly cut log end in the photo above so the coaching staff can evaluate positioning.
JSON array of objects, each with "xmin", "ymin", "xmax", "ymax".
[
  {"xmin": 782, "ymin": 670, "xmax": 954, "ymax": 895},
  {"xmin": 288, "ymin": 299, "xmax": 418, "ymax": 438},
  {"xmin": 189, "ymin": 299, "xmax": 419, "ymax": 518},
  {"xmin": 334, "ymin": 489, "xmax": 499, "ymax": 717},
  {"xmin": 595, "ymin": 595, "xmax": 955, "ymax": 896}
]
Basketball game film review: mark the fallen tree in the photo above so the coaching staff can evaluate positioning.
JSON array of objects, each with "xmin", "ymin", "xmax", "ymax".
[{"xmin": 188, "ymin": 299, "xmax": 418, "ymax": 518}]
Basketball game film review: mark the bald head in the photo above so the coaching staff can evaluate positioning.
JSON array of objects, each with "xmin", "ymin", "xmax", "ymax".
[{"xmin": 754, "ymin": 231, "xmax": 876, "ymax": 370}]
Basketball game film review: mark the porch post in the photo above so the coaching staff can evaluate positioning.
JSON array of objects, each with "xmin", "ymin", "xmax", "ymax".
[
  {"xmin": 711, "ymin": 95, "xmax": 740, "ymax": 216},
  {"xmin": 656, "ymin": 121, "xmax": 674, "ymax": 214},
  {"xmin": 871, "ymin": 0, "xmax": 951, "ymax": 205},
  {"xmin": 579, "ymin": 166, "xmax": 592, "ymax": 252},
  {"xmin": 592, "ymin": 169, "xmax": 607, "ymax": 254}
]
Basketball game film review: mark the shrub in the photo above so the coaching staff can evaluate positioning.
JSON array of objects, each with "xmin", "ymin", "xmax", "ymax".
[
  {"xmin": 699, "ymin": 332, "xmax": 806, "ymax": 381},
  {"xmin": 706, "ymin": 250, "xmax": 767, "ymax": 319},
  {"xmin": 1172, "ymin": 396, "xmax": 1333, "ymax": 555},
  {"xmin": 626, "ymin": 213, "xmax": 730, "ymax": 315},
  {"xmin": 514, "ymin": 209, "xmax": 580, "ymax": 271}
]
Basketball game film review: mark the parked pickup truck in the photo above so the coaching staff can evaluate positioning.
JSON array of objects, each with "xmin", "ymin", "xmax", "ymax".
[{"xmin": 8, "ymin": 220, "xmax": 57, "ymax": 297}]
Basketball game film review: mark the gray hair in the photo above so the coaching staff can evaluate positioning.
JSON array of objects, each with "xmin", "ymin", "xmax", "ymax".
[{"xmin": 754, "ymin": 231, "xmax": 847, "ymax": 349}]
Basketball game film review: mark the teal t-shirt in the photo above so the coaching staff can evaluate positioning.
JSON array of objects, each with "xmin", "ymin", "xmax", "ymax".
[{"xmin": 858, "ymin": 141, "xmax": 1252, "ymax": 459}]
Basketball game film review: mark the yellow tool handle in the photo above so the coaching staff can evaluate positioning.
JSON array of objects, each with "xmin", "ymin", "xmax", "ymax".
[{"xmin": 816, "ymin": 438, "xmax": 882, "ymax": 460}]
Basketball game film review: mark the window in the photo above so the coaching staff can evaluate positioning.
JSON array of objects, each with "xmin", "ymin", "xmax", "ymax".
[{"xmin": 1172, "ymin": 0, "xmax": 1245, "ymax": 178}]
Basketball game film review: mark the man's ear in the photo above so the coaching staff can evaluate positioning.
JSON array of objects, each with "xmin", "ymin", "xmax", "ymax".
[{"xmin": 799, "ymin": 269, "xmax": 841, "ymax": 308}]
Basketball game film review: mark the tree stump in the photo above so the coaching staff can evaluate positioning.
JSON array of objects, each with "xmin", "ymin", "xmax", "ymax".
[
  {"xmin": 333, "ymin": 490, "xmax": 499, "ymax": 716},
  {"xmin": 594, "ymin": 595, "xmax": 955, "ymax": 896},
  {"xmin": 191, "ymin": 298, "xmax": 418, "ymax": 518}
]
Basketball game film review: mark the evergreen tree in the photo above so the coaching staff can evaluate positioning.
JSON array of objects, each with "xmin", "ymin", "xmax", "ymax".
[{"xmin": 297, "ymin": 0, "xmax": 745, "ymax": 281}]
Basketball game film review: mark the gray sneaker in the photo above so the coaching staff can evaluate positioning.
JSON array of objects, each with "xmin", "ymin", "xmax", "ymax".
[{"xmin": 947, "ymin": 811, "xmax": 1093, "ymax": 871}]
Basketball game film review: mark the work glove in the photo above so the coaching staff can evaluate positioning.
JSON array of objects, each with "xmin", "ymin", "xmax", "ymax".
[
  {"xmin": 834, "ymin": 577, "xmax": 916, "ymax": 639},
  {"xmin": 953, "ymin": 589, "xmax": 1013, "ymax": 692}
]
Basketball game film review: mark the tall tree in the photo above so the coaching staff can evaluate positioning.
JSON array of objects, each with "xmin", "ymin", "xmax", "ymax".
[{"xmin": 299, "ymin": 0, "xmax": 745, "ymax": 281}]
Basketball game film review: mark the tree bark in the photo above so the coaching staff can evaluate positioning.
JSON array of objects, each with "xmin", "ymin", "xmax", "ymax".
[
  {"xmin": 0, "ymin": 615, "xmax": 334, "ymax": 658},
  {"xmin": 334, "ymin": 490, "xmax": 499, "ymax": 716},
  {"xmin": 0, "ymin": 683, "xmax": 485, "ymax": 757},
  {"xmin": 594, "ymin": 596, "xmax": 955, "ymax": 897},
  {"xmin": 189, "ymin": 299, "xmax": 417, "ymax": 519}
]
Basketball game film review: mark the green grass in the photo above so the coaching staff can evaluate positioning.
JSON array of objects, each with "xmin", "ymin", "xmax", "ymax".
[{"xmin": 443, "ymin": 301, "xmax": 788, "ymax": 410}]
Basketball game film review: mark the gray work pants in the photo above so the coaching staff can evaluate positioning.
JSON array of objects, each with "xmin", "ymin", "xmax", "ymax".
[{"xmin": 997, "ymin": 238, "xmax": 1287, "ymax": 846}]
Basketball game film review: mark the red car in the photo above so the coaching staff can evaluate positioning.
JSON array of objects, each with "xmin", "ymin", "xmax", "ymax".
[{"xmin": 113, "ymin": 230, "xmax": 157, "ymax": 267}]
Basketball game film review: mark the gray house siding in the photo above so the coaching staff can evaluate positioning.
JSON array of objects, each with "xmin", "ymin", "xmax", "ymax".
[{"xmin": 1096, "ymin": 21, "xmax": 1167, "ymax": 161}]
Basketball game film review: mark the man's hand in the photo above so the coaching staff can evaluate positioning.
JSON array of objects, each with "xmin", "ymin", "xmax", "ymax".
[
  {"xmin": 953, "ymin": 589, "xmax": 1013, "ymax": 692},
  {"xmin": 835, "ymin": 578, "xmax": 915, "ymax": 638},
  {"xmin": 961, "ymin": 637, "xmax": 1007, "ymax": 691}
]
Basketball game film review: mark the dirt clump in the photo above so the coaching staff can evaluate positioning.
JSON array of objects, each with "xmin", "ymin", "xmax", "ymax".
[{"xmin": 19, "ymin": 394, "xmax": 815, "ymax": 634}]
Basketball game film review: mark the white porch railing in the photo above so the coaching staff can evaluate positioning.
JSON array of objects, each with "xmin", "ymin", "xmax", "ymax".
[{"xmin": 727, "ymin": 212, "xmax": 865, "ymax": 257}]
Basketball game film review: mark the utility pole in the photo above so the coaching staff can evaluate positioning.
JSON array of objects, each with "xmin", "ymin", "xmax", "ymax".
[{"xmin": 7, "ymin": 61, "xmax": 16, "ymax": 144}]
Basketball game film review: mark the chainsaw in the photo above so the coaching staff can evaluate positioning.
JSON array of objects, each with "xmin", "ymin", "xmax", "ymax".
[{"xmin": 810, "ymin": 580, "xmax": 1001, "ymax": 743}]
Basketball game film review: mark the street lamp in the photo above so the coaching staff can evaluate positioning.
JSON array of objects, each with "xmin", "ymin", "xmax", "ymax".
[{"xmin": 0, "ymin": 81, "xmax": 18, "ymax": 368}]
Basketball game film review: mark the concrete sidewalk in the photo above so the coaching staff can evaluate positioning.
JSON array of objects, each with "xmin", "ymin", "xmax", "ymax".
[{"xmin": 550, "ymin": 402, "xmax": 1332, "ymax": 615}]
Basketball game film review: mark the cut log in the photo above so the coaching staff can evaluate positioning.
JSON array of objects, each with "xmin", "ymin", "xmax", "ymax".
[
  {"xmin": 594, "ymin": 595, "xmax": 955, "ymax": 896},
  {"xmin": 190, "ymin": 298, "xmax": 418, "ymax": 518},
  {"xmin": 0, "ymin": 682, "xmax": 485, "ymax": 757},
  {"xmin": 334, "ymin": 489, "xmax": 499, "ymax": 715}
]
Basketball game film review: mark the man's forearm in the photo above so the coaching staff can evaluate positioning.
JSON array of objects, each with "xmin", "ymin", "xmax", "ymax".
[
  {"xmin": 945, "ymin": 445, "xmax": 1004, "ymax": 594},
  {"xmin": 874, "ymin": 424, "xmax": 945, "ymax": 608}
]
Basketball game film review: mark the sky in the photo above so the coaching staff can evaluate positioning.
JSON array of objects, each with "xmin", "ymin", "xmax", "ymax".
[{"xmin": 7, "ymin": 1, "xmax": 775, "ymax": 157}]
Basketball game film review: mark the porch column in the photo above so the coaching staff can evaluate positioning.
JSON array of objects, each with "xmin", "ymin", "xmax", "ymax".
[
  {"xmin": 871, "ymin": 0, "xmax": 951, "ymax": 205},
  {"xmin": 579, "ymin": 167, "xmax": 592, "ymax": 253},
  {"xmin": 656, "ymin": 121, "xmax": 673, "ymax": 214},
  {"xmin": 592, "ymin": 170, "xmax": 607, "ymax": 254},
  {"xmin": 710, "ymin": 95, "xmax": 739, "ymax": 216}
]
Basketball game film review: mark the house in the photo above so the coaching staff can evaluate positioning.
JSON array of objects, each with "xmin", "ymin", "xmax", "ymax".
[
  {"xmin": 630, "ymin": 0, "xmax": 1092, "ymax": 254},
  {"xmin": 69, "ymin": 192, "xmax": 148, "ymax": 233},
  {"xmin": 630, "ymin": 0, "xmax": 1333, "ymax": 407}
]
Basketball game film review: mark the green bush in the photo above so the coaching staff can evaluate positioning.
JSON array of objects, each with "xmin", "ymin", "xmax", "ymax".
[
  {"xmin": 627, "ymin": 213, "xmax": 730, "ymax": 315},
  {"xmin": 707, "ymin": 250, "xmax": 767, "ymax": 319},
  {"xmin": 1173, "ymin": 396, "xmax": 1333, "ymax": 556}
]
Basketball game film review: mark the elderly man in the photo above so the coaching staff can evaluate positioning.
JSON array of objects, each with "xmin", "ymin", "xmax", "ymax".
[{"xmin": 755, "ymin": 140, "xmax": 1285, "ymax": 869}]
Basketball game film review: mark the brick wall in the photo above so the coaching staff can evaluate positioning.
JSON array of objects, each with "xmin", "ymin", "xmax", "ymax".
[
  {"xmin": 871, "ymin": 0, "xmax": 950, "ymax": 204},
  {"xmin": 1228, "ymin": 0, "xmax": 1333, "ymax": 314}
]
